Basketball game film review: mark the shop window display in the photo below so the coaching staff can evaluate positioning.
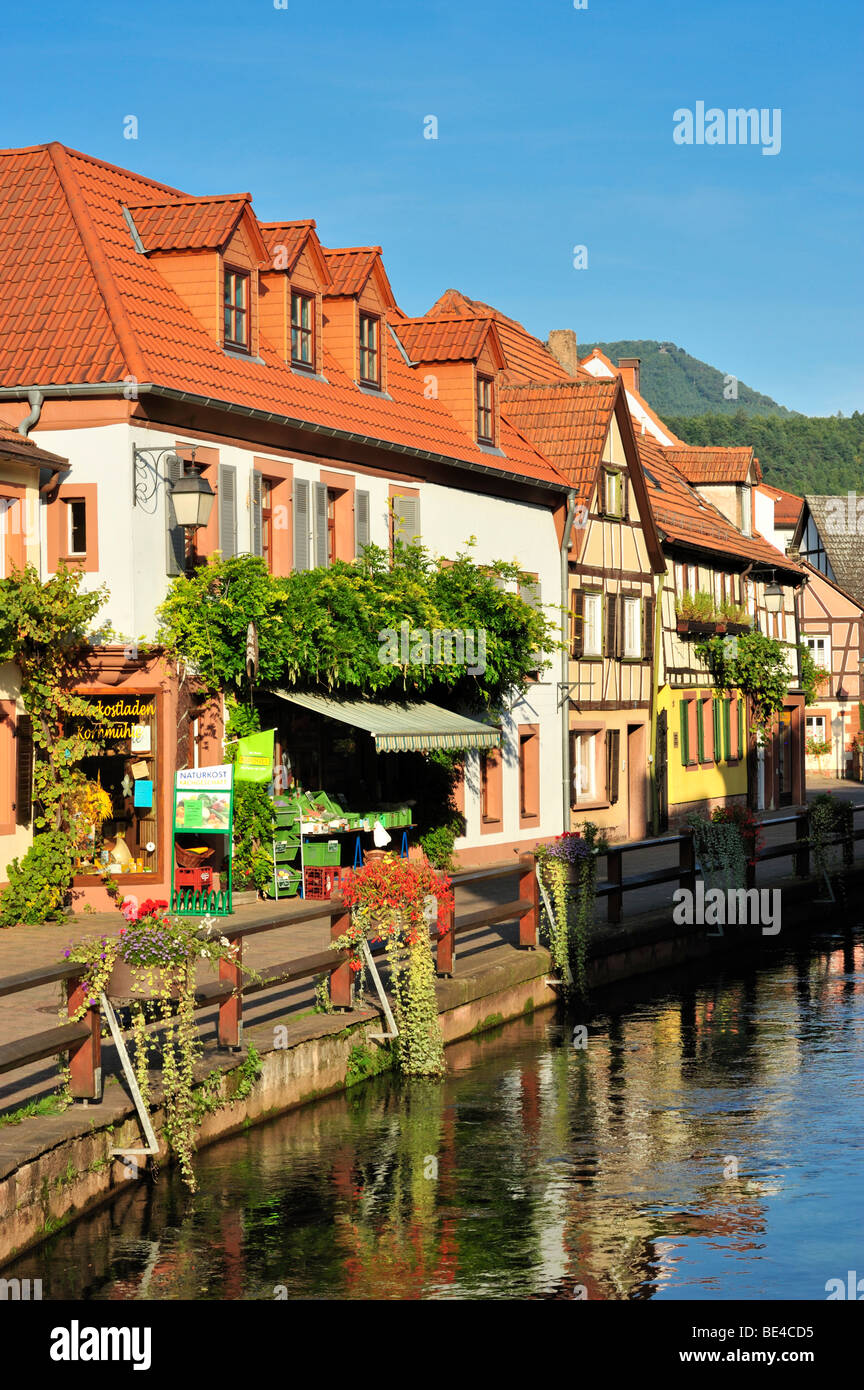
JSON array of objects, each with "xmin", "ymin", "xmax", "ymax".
[{"xmin": 71, "ymin": 695, "xmax": 158, "ymax": 877}]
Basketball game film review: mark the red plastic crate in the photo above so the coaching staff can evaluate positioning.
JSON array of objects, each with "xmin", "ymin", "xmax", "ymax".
[{"xmin": 303, "ymin": 866, "xmax": 343, "ymax": 899}]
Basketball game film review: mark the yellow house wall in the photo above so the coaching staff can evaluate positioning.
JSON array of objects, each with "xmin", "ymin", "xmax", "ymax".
[{"xmin": 658, "ymin": 685, "xmax": 748, "ymax": 811}]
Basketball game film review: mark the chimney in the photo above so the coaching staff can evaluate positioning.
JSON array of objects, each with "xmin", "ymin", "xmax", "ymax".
[
  {"xmin": 618, "ymin": 356, "xmax": 641, "ymax": 395},
  {"xmin": 546, "ymin": 329, "xmax": 580, "ymax": 378}
]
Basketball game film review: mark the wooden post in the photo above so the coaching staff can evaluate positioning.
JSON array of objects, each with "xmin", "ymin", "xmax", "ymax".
[
  {"xmin": 607, "ymin": 847, "xmax": 623, "ymax": 925},
  {"xmin": 329, "ymin": 899, "xmax": 353, "ymax": 1009},
  {"xmin": 518, "ymin": 853, "xmax": 538, "ymax": 948},
  {"xmin": 66, "ymin": 974, "xmax": 102, "ymax": 1101},
  {"xmin": 678, "ymin": 830, "xmax": 696, "ymax": 899},
  {"xmin": 436, "ymin": 898, "xmax": 455, "ymax": 976},
  {"xmin": 218, "ymin": 934, "xmax": 243, "ymax": 1049},
  {"xmin": 795, "ymin": 810, "xmax": 810, "ymax": 878}
]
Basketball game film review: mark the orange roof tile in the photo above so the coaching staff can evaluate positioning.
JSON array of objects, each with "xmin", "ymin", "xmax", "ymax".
[
  {"xmin": 760, "ymin": 483, "xmax": 803, "ymax": 526},
  {"xmin": 260, "ymin": 219, "xmax": 317, "ymax": 272},
  {"xmin": 0, "ymin": 143, "xmax": 566, "ymax": 493},
  {"xmin": 581, "ymin": 348, "xmax": 685, "ymax": 446},
  {"xmin": 637, "ymin": 431, "xmax": 801, "ymax": 573},
  {"xmin": 666, "ymin": 444, "xmax": 758, "ymax": 485},
  {"xmin": 500, "ymin": 379, "xmax": 618, "ymax": 507},
  {"xmin": 126, "ymin": 194, "xmax": 253, "ymax": 255},
  {"xmin": 425, "ymin": 289, "xmax": 580, "ymax": 386},
  {"xmin": 322, "ymin": 245, "xmax": 382, "ymax": 296},
  {"xmin": 395, "ymin": 316, "xmax": 499, "ymax": 364},
  {"xmin": 0, "ymin": 424, "xmax": 67, "ymax": 467}
]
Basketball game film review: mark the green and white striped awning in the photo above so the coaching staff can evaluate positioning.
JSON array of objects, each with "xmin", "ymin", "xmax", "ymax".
[{"xmin": 273, "ymin": 691, "xmax": 501, "ymax": 753}]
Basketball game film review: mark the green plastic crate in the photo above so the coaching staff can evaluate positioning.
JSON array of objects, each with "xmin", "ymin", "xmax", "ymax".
[
  {"xmin": 274, "ymin": 840, "xmax": 300, "ymax": 863},
  {"xmin": 274, "ymin": 866, "xmax": 302, "ymax": 896},
  {"xmin": 303, "ymin": 839, "xmax": 341, "ymax": 866}
]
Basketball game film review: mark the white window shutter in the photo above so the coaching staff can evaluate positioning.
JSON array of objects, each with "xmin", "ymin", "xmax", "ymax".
[
  {"xmin": 250, "ymin": 471, "xmax": 263, "ymax": 557},
  {"xmin": 165, "ymin": 452, "xmax": 186, "ymax": 576},
  {"xmin": 293, "ymin": 479, "xmax": 310, "ymax": 571},
  {"xmin": 355, "ymin": 489, "xmax": 370, "ymax": 555},
  {"xmin": 313, "ymin": 481, "xmax": 329, "ymax": 567},
  {"xmin": 218, "ymin": 463, "xmax": 237, "ymax": 559}
]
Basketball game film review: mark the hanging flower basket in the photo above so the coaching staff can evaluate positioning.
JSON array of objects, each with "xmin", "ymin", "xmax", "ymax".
[
  {"xmin": 106, "ymin": 958, "xmax": 184, "ymax": 1002},
  {"xmin": 677, "ymin": 619, "xmax": 725, "ymax": 636}
]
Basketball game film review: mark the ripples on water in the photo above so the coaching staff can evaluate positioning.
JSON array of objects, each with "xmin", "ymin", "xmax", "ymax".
[{"xmin": 10, "ymin": 932, "xmax": 864, "ymax": 1300}]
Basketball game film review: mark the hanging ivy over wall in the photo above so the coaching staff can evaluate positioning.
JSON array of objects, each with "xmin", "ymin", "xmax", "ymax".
[
  {"xmin": 0, "ymin": 565, "xmax": 115, "ymax": 927},
  {"xmin": 695, "ymin": 631, "xmax": 790, "ymax": 741}
]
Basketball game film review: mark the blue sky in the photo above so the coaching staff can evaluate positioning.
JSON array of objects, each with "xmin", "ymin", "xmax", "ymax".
[{"xmin": 3, "ymin": 0, "xmax": 862, "ymax": 414}]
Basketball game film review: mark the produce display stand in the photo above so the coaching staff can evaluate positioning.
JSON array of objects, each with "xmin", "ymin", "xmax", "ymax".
[
  {"xmin": 268, "ymin": 789, "xmax": 413, "ymax": 901},
  {"xmin": 170, "ymin": 764, "xmax": 234, "ymax": 916}
]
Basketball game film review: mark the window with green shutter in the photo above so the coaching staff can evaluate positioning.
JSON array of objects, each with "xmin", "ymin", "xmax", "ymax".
[
  {"xmin": 696, "ymin": 698, "xmax": 704, "ymax": 763},
  {"xmin": 713, "ymin": 699, "xmax": 722, "ymax": 762},
  {"xmin": 722, "ymin": 697, "xmax": 732, "ymax": 760},
  {"xmin": 738, "ymin": 698, "xmax": 746, "ymax": 758},
  {"xmin": 679, "ymin": 700, "xmax": 690, "ymax": 765}
]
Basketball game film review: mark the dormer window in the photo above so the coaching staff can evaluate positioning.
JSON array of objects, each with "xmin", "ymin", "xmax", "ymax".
[
  {"xmin": 223, "ymin": 268, "xmax": 249, "ymax": 350},
  {"xmin": 291, "ymin": 291, "xmax": 315, "ymax": 368},
  {"xmin": 359, "ymin": 313, "xmax": 380, "ymax": 387},
  {"xmin": 476, "ymin": 374, "xmax": 495, "ymax": 444}
]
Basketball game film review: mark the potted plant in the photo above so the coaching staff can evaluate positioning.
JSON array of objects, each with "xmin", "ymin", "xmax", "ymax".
[
  {"xmin": 64, "ymin": 897, "xmax": 245, "ymax": 1190},
  {"xmin": 719, "ymin": 599, "xmax": 752, "ymax": 636},
  {"xmin": 536, "ymin": 822, "xmax": 605, "ymax": 996},
  {"xmin": 335, "ymin": 855, "xmax": 453, "ymax": 1076},
  {"xmin": 676, "ymin": 590, "xmax": 725, "ymax": 636}
]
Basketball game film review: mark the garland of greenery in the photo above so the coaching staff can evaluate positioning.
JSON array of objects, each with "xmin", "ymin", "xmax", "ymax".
[
  {"xmin": 536, "ymin": 823, "xmax": 604, "ymax": 997},
  {"xmin": 808, "ymin": 792, "xmax": 853, "ymax": 882}
]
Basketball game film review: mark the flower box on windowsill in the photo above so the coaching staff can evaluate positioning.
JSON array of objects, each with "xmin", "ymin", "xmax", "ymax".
[
  {"xmin": 676, "ymin": 619, "xmax": 726, "ymax": 636},
  {"xmin": 724, "ymin": 622, "xmax": 751, "ymax": 636}
]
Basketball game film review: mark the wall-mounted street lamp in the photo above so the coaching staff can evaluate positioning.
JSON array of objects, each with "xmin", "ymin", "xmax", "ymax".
[
  {"xmin": 763, "ymin": 571, "xmax": 784, "ymax": 615},
  {"xmin": 170, "ymin": 467, "xmax": 215, "ymax": 532}
]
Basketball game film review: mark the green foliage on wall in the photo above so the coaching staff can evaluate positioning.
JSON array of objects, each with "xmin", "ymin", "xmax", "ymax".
[{"xmin": 156, "ymin": 541, "xmax": 558, "ymax": 714}]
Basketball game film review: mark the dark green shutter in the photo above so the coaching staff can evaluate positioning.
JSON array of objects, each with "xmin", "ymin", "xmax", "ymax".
[
  {"xmin": 696, "ymin": 699, "xmax": 705, "ymax": 763},
  {"xmin": 15, "ymin": 714, "xmax": 33, "ymax": 825},
  {"xmin": 605, "ymin": 594, "xmax": 619, "ymax": 658},
  {"xmin": 738, "ymin": 698, "xmax": 746, "ymax": 756},
  {"xmin": 723, "ymin": 697, "xmax": 732, "ymax": 760},
  {"xmin": 713, "ymin": 699, "xmax": 722, "ymax": 762},
  {"xmin": 680, "ymin": 700, "xmax": 690, "ymax": 765},
  {"xmin": 606, "ymin": 728, "xmax": 620, "ymax": 804}
]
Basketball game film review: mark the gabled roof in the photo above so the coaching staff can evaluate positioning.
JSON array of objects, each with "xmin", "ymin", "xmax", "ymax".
[
  {"xmin": 666, "ymin": 444, "xmax": 760, "ymax": 485},
  {"xmin": 425, "ymin": 288, "xmax": 579, "ymax": 386},
  {"xmin": 322, "ymin": 244, "xmax": 396, "ymax": 302},
  {"xmin": 0, "ymin": 143, "xmax": 566, "ymax": 493},
  {"xmin": 125, "ymin": 194, "xmax": 267, "ymax": 258},
  {"xmin": 798, "ymin": 555, "xmax": 864, "ymax": 615},
  {"xmin": 0, "ymin": 424, "xmax": 67, "ymax": 469},
  {"xmin": 260, "ymin": 219, "xmax": 331, "ymax": 281},
  {"xmin": 759, "ymin": 482, "xmax": 803, "ymax": 527},
  {"xmin": 581, "ymin": 348, "xmax": 684, "ymax": 446},
  {"xmin": 394, "ymin": 316, "xmax": 505, "ymax": 368},
  {"xmin": 637, "ymin": 430, "xmax": 801, "ymax": 574},
  {"xmin": 793, "ymin": 496, "xmax": 864, "ymax": 601},
  {"xmin": 500, "ymin": 378, "xmax": 618, "ymax": 506},
  {"xmin": 500, "ymin": 376, "xmax": 665, "ymax": 569}
]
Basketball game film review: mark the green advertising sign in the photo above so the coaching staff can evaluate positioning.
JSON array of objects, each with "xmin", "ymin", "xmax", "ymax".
[
  {"xmin": 236, "ymin": 728, "xmax": 275, "ymax": 784},
  {"xmin": 171, "ymin": 763, "xmax": 235, "ymax": 916}
]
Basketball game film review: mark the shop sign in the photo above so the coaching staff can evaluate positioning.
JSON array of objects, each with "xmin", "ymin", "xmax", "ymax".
[{"xmin": 77, "ymin": 696, "xmax": 153, "ymax": 746}]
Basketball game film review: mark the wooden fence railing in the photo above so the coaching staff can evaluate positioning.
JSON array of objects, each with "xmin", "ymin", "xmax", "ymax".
[{"xmin": 0, "ymin": 855, "xmax": 539, "ymax": 1105}]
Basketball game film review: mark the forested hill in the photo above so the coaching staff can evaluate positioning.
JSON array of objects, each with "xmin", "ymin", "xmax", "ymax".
[
  {"xmin": 665, "ymin": 412, "xmax": 864, "ymax": 497},
  {"xmin": 577, "ymin": 339, "xmax": 794, "ymax": 418}
]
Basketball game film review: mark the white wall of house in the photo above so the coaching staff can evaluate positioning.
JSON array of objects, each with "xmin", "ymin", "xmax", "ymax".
[{"xmin": 32, "ymin": 421, "xmax": 565, "ymax": 855}]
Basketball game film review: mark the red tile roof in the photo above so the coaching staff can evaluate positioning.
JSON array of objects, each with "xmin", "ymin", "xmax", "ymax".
[
  {"xmin": 581, "ymin": 348, "xmax": 684, "ymax": 446},
  {"xmin": 395, "ymin": 316, "xmax": 499, "ymax": 364},
  {"xmin": 0, "ymin": 424, "xmax": 67, "ymax": 467},
  {"xmin": 126, "ymin": 195, "xmax": 253, "ymax": 255},
  {"xmin": 636, "ymin": 430, "xmax": 801, "ymax": 573},
  {"xmin": 426, "ymin": 289, "xmax": 580, "ymax": 386},
  {"xmin": 500, "ymin": 379, "xmax": 618, "ymax": 506},
  {"xmin": 322, "ymin": 245, "xmax": 383, "ymax": 296},
  {"xmin": 260, "ymin": 219, "xmax": 318, "ymax": 273},
  {"xmin": 760, "ymin": 483, "xmax": 803, "ymax": 526},
  {"xmin": 666, "ymin": 444, "xmax": 759, "ymax": 485},
  {"xmin": 0, "ymin": 143, "xmax": 566, "ymax": 491}
]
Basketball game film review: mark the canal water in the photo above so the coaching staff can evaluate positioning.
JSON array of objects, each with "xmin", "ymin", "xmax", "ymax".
[{"xmin": 11, "ymin": 929, "xmax": 864, "ymax": 1300}]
